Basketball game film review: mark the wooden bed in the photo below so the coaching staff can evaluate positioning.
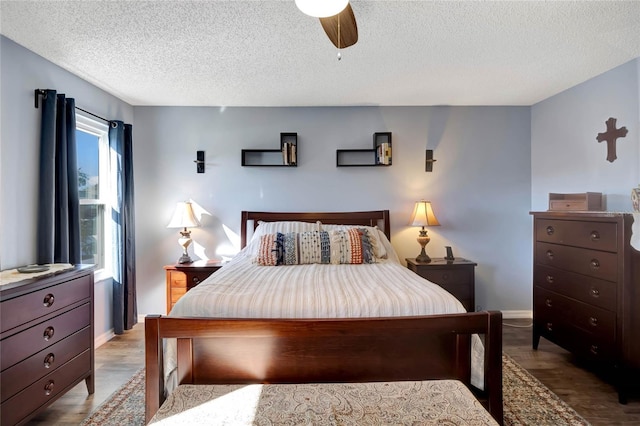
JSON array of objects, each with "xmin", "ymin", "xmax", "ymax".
[{"xmin": 145, "ymin": 210, "xmax": 503, "ymax": 424}]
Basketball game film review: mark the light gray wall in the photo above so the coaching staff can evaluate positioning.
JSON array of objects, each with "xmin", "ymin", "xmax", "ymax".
[
  {"xmin": 531, "ymin": 59, "xmax": 640, "ymax": 212},
  {"xmin": 134, "ymin": 106, "xmax": 532, "ymax": 316},
  {"xmin": 0, "ymin": 36, "xmax": 134, "ymax": 339}
]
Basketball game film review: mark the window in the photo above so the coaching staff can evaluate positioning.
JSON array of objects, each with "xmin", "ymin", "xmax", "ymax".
[{"xmin": 76, "ymin": 114, "xmax": 110, "ymax": 277}]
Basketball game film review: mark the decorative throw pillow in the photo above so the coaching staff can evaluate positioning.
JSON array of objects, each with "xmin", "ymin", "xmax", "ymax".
[
  {"xmin": 254, "ymin": 233, "xmax": 283, "ymax": 266},
  {"xmin": 319, "ymin": 224, "xmax": 387, "ymax": 259},
  {"xmin": 298, "ymin": 230, "xmax": 331, "ymax": 264},
  {"xmin": 329, "ymin": 228, "xmax": 376, "ymax": 264}
]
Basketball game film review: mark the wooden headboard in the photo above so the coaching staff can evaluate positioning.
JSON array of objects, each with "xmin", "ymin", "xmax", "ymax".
[{"xmin": 240, "ymin": 210, "xmax": 391, "ymax": 249}]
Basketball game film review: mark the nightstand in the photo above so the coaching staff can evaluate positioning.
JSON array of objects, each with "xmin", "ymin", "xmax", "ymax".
[
  {"xmin": 164, "ymin": 259, "xmax": 224, "ymax": 313},
  {"xmin": 405, "ymin": 258, "xmax": 477, "ymax": 312}
]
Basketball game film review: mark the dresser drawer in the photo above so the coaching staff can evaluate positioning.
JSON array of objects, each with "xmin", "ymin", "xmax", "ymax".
[
  {"xmin": 535, "ymin": 242, "xmax": 618, "ymax": 282},
  {"xmin": 534, "ymin": 287, "xmax": 615, "ymax": 341},
  {"xmin": 1, "ymin": 349, "xmax": 91, "ymax": 426},
  {"xmin": 1, "ymin": 274, "xmax": 92, "ymax": 333},
  {"xmin": 535, "ymin": 218, "xmax": 618, "ymax": 252},
  {"xmin": 1, "ymin": 327, "xmax": 91, "ymax": 403},
  {"xmin": 535, "ymin": 318, "xmax": 616, "ymax": 363},
  {"xmin": 534, "ymin": 265, "xmax": 617, "ymax": 311},
  {"xmin": 1, "ymin": 303, "xmax": 91, "ymax": 371}
]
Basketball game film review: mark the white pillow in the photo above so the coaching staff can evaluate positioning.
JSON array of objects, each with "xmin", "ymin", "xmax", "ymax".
[{"xmin": 319, "ymin": 223, "xmax": 387, "ymax": 259}]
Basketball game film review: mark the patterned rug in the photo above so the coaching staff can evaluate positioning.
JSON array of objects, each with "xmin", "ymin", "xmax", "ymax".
[{"xmin": 80, "ymin": 354, "xmax": 590, "ymax": 425}]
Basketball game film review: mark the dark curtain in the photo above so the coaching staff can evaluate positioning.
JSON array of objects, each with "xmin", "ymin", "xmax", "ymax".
[
  {"xmin": 37, "ymin": 90, "xmax": 81, "ymax": 265},
  {"xmin": 109, "ymin": 121, "xmax": 137, "ymax": 334}
]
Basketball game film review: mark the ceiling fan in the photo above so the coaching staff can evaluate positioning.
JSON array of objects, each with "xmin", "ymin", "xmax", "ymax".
[{"xmin": 295, "ymin": 0, "xmax": 358, "ymax": 50}]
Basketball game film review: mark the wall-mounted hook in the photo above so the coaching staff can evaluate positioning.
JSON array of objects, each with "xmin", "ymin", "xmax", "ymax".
[
  {"xmin": 194, "ymin": 151, "xmax": 205, "ymax": 173},
  {"xmin": 425, "ymin": 150, "xmax": 437, "ymax": 172}
]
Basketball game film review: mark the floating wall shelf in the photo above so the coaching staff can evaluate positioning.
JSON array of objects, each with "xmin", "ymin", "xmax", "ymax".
[
  {"xmin": 242, "ymin": 133, "xmax": 298, "ymax": 167},
  {"xmin": 336, "ymin": 132, "xmax": 392, "ymax": 167}
]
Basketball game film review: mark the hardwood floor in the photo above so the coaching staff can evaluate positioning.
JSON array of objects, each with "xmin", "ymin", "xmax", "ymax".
[{"xmin": 23, "ymin": 318, "xmax": 640, "ymax": 425}]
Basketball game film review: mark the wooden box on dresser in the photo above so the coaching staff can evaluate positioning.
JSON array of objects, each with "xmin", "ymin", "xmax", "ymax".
[
  {"xmin": 531, "ymin": 211, "xmax": 640, "ymax": 403},
  {"xmin": 0, "ymin": 265, "xmax": 94, "ymax": 425}
]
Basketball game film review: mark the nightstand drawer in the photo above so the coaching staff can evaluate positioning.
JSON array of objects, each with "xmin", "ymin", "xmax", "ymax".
[
  {"xmin": 417, "ymin": 269, "xmax": 472, "ymax": 286},
  {"xmin": 165, "ymin": 261, "xmax": 223, "ymax": 313}
]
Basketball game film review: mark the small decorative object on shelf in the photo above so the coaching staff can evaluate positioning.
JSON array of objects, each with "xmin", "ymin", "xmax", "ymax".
[
  {"xmin": 374, "ymin": 132, "xmax": 392, "ymax": 165},
  {"xmin": 336, "ymin": 132, "xmax": 392, "ymax": 167},
  {"xmin": 242, "ymin": 133, "xmax": 298, "ymax": 167}
]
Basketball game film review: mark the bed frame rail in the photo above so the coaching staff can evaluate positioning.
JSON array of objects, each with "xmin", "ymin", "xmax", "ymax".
[{"xmin": 145, "ymin": 311, "xmax": 503, "ymax": 424}]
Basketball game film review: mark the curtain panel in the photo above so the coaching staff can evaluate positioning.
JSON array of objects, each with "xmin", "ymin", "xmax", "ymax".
[
  {"xmin": 109, "ymin": 121, "xmax": 137, "ymax": 334},
  {"xmin": 37, "ymin": 90, "xmax": 81, "ymax": 265}
]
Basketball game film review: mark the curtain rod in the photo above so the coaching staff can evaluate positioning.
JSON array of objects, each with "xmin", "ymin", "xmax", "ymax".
[
  {"xmin": 34, "ymin": 89, "xmax": 114, "ymax": 125},
  {"xmin": 75, "ymin": 106, "xmax": 111, "ymax": 124}
]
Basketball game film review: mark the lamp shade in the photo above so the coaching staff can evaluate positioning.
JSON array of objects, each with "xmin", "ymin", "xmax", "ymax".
[
  {"xmin": 409, "ymin": 201, "xmax": 440, "ymax": 227},
  {"xmin": 295, "ymin": 0, "xmax": 349, "ymax": 18},
  {"xmin": 167, "ymin": 201, "xmax": 200, "ymax": 229}
]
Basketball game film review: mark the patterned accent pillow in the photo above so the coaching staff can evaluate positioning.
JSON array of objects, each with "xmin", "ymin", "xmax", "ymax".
[
  {"xmin": 254, "ymin": 230, "xmax": 373, "ymax": 266},
  {"xmin": 254, "ymin": 233, "xmax": 283, "ymax": 266},
  {"xmin": 319, "ymin": 224, "xmax": 387, "ymax": 259},
  {"xmin": 329, "ymin": 229, "xmax": 376, "ymax": 264},
  {"xmin": 282, "ymin": 232, "xmax": 299, "ymax": 265},
  {"xmin": 298, "ymin": 231, "xmax": 331, "ymax": 264}
]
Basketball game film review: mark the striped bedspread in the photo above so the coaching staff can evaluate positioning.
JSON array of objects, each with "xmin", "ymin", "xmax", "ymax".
[{"xmin": 164, "ymin": 249, "xmax": 485, "ymax": 391}]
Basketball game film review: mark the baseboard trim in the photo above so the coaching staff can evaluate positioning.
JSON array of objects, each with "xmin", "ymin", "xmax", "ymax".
[
  {"xmin": 94, "ymin": 328, "xmax": 115, "ymax": 349},
  {"xmin": 501, "ymin": 310, "xmax": 532, "ymax": 319}
]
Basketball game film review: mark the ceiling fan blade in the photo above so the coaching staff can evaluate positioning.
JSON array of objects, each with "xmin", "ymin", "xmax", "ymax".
[{"xmin": 319, "ymin": 3, "xmax": 358, "ymax": 48}]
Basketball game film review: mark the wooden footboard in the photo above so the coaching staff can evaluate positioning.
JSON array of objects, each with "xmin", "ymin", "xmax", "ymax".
[{"xmin": 145, "ymin": 311, "xmax": 503, "ymax": 424}]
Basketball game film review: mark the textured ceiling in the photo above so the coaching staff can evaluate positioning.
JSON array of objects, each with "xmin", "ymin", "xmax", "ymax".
[{"xmin": 1, "ymin": 0, "xmax": 639, "ymax": 107}]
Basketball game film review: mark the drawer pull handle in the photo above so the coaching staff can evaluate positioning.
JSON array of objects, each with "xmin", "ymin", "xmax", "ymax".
[
  {"xmin": 546, "ymin": 226, "xmax": 554, "ymax": 236},
  {"xmin": 44, "ymin": 353, "xmax": 55, "ymax": 368},
  {"xmin": 546, "ymin": 250, "xmax": 554, "ymax": 260},
  {"xmin": 546, "ymin": 322, "xmax": 553, "ymax": 332},
  {"xmin": 44, "ymin": 380, "xmax": 55, "ymax": 396},
  {"xmin": 43, "ymin": 326, "xmax": 55, "ymax": 341},
  {"xmin": 590, "ymin": 345, "xmax": 599, "ymax": 355},
  {"xmin": 590, "ymin": 231, "xmax": 600, "ymax": 241},
  {"xmin": 43, "ymin": 293, "xmax": 55, "ymax": 307},
  {"xmin": 545, "ymin": 298, "xmax": 553, "ymax": 307},
  {"xmin": 589, "ymin": 317, "xmax": 598, "ymax": 327},
  {"xmin": 590, "ymin": 259, "xmax": 600, "ymax": 270},
  {"xmin": 192, "ymin": 277, "xmax": 200, "ymax": 284},
  {"xmin": 546, "ymin": 275, "xmax": 554, "ymax": 284},
  {"xmin": 591, "ymin": 288, "xmax": 600, "ymax": 297}
]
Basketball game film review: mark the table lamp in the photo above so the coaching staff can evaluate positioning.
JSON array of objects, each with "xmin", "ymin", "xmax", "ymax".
[
  {"xmin": 409, "ymin": 200, "xmax": 440, "ymax": 263},
  {"xmin": 167, "ymin": 201, "xmax": 200, "ymax": 264}
]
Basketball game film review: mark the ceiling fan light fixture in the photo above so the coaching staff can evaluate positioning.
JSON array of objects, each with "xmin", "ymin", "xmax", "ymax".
[{"xmin": 295, "ymin": 0, "xmax": 349, "ymax": 18}]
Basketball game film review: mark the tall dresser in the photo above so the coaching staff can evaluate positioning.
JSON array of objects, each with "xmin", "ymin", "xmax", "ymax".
[
  {"xmin": 0, "ymin": 265, "xmax": 94, "ymax": 425},
  {"xmin": 531, "ymin": 212, "xmax": 640, "ymax": 403}
]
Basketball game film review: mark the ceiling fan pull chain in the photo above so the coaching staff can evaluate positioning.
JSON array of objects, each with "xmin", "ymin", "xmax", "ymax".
[{"xmin": 337, "ymin": 13, "xmax": 342, "ymax": 61}]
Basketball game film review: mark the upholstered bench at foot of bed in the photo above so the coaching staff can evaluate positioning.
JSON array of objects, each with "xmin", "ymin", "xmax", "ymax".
[{"xmin": 150, "ymin": 379, "xmax": 498, "ymax": 425}]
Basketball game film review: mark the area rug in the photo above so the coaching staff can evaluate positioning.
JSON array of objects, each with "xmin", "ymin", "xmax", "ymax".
[{"xmin": 80, "ymin": 354, "xmax": 590, "ymax": 425}]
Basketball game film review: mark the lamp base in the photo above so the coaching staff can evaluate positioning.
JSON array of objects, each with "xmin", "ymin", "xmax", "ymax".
[
  {"xmin": 177, "ymin": 254, "xmax": 193, "ymax": 264},
  {"xmin": 415, "ymin": 250, "xmax": 431, "ymax": 263},
  {"xmin": 415, "ymin": 228, "xmax": 432, "ymax": 263}
]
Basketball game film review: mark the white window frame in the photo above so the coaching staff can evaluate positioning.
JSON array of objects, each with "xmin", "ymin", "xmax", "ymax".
[{"xmin": 76, "ymin": 113, "xmax": 112, "ymax": 282}]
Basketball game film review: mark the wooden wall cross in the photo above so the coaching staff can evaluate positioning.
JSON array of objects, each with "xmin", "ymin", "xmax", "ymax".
[{"xmin": 596, "ymin": 117, "xmax": 628, "ymax": 163}]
